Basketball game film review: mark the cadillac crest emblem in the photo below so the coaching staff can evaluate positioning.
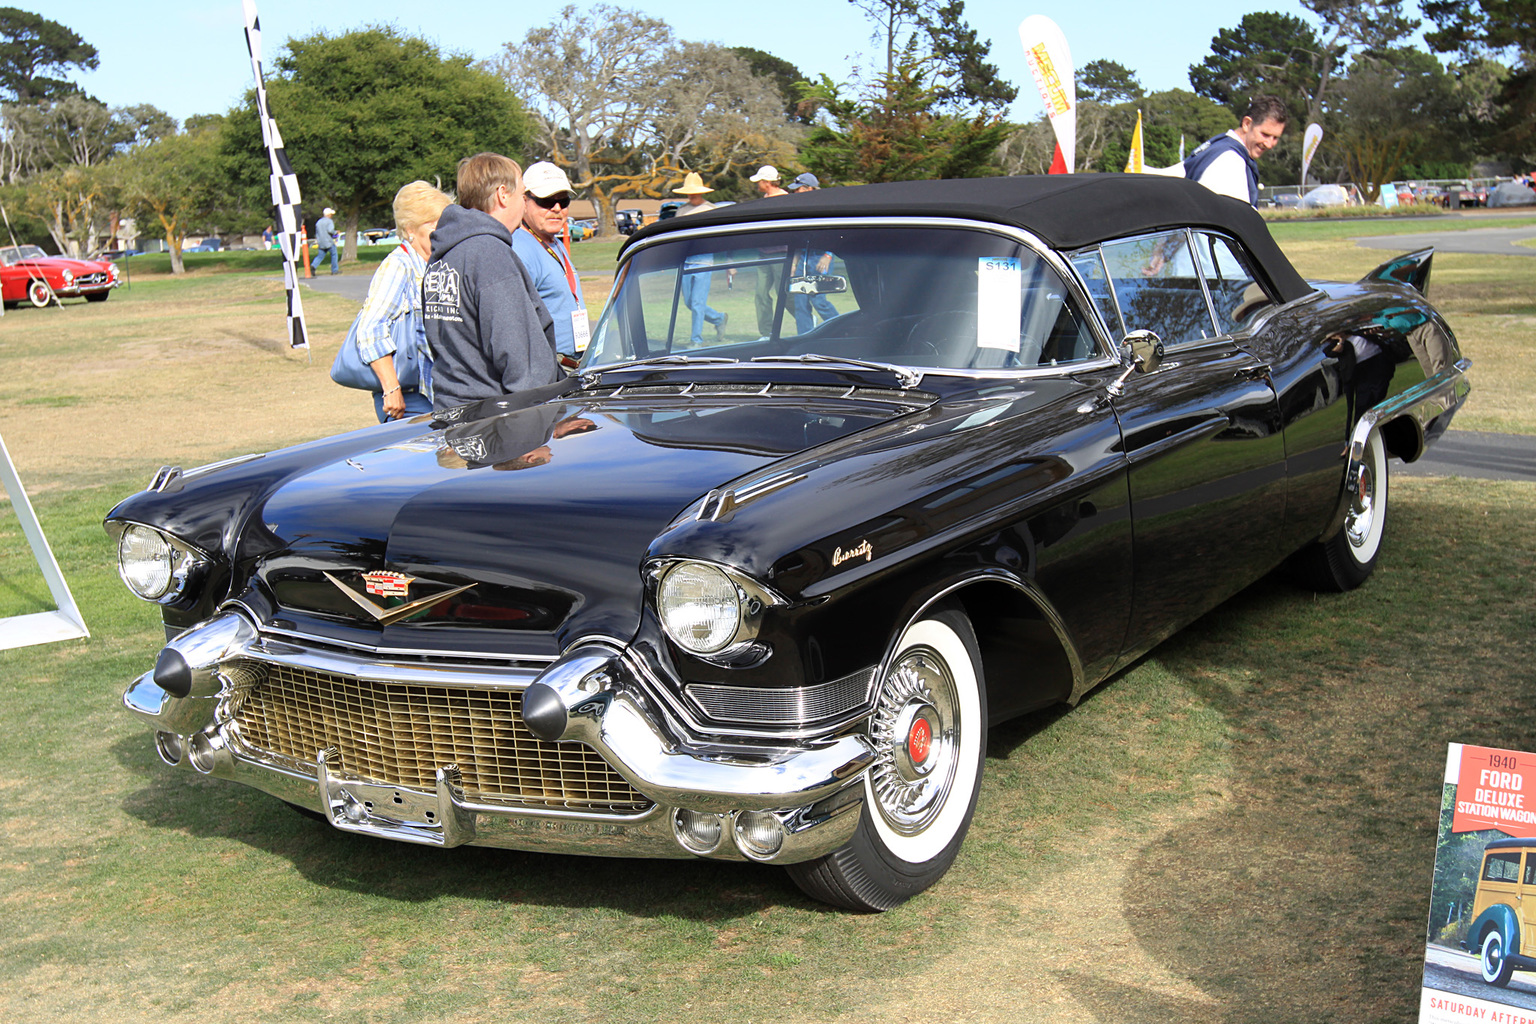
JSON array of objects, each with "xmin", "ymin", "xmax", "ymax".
[{"xmin": 363, "ymin": 571, "xmax": 414, "ymax": 597}]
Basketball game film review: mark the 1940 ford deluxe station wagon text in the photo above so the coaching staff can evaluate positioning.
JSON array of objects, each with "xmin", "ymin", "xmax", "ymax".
[{"xmin": 108, "ymin": 176, "xmax": 1469, "ymax": 910}]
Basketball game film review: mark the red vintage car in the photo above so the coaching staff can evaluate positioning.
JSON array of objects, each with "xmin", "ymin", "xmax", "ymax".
[{"xmin": 1, "ymin": 244, "xmax": 121, "ymax": 308}]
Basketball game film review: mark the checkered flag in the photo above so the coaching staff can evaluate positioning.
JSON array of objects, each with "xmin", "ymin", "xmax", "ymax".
[{"xmin": 242, "ymin": 0, "xmax": 308, "ymax": 350}]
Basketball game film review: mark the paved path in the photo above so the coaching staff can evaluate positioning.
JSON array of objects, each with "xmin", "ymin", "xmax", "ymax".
[
  {"xmin": 299, "ymin": 273, "xmax": 371, "ymax": 303},
  {"xmin": 1399, "ymin": 431, "xmax": 1536, "ymax": 482},
  {"xmin": 1356, "ymin": 222, "xmax": 1536, "ymax": 257}
]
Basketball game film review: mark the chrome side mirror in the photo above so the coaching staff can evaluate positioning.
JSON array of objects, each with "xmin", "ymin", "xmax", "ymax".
[{"xmin": 1106, "ymin": 330, "xmax": 1165, "ymax": 397}]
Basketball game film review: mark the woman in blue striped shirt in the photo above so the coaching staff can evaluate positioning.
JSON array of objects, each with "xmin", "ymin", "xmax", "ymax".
[{"xmin": 353, "ymin": 181, "xmax": 452, "ymax": 421}]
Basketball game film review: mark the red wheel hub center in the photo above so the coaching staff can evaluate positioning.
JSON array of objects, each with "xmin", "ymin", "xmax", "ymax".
[{"xmin": 907, "ymin": 716, "xmax": 932, "ymax": 764}]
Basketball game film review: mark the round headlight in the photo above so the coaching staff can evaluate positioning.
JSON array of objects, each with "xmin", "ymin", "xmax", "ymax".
[
  {"xmin": 658, "ymin": 562, "xmax": 741, "ymax": 654},
  {"xmin": 118, "ymin": 524, "xmax": 174, "ymax": 599}
]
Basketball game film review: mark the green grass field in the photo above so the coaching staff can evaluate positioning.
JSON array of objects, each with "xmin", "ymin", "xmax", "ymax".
[{"xmin": 0, "ymin": 220, "xmax": 1531, "ymax": 1022}]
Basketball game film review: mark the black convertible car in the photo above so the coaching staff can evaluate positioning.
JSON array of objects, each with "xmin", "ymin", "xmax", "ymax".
[{"xmin": 108, "ymin": 176, "xmax": 1469, "ymax": 911}]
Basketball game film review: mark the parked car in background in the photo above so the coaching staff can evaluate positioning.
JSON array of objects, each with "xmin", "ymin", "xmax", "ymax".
[
  {"xmin": 568, "ymin": 219, "xmax": 597, "ymax": 242},
  {"xmin": 1, "ymin": 244, "xmax": 121, "ymax": 307},
  {"xmin": 183, "ymin": 239, "xmax": 223, "ymax": 253},
  {"xmin": 1301, "ymin": 184, "xmax": 1350, "ymax": 208},
  {"xmin": 108, "ymin": 175, "xmax": 1470, "ymax": 912},
  {"xmin": 615, "ymin": 209, "xmax": 644, "ymax": 235},
  {"xmin": 658, "ymin": 201, "xmax": 683, "ymax": 220}
]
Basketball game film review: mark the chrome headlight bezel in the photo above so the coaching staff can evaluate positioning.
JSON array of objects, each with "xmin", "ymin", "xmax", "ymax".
[
  {"xmin": 651, "ymin": 559, "xmax": 782, "ymax": 660},
  {"xmin": 106, "ymin": 520, "xmax": 210, "ymax": 603}
]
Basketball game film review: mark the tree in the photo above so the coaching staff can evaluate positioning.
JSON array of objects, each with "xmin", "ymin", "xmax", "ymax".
[
  {"xmin": 1333, "ymin": 47, "xmax": 1468, "ymax": 200},
  {"xmin": 1189, "ymin": 12, "xmax": 1333, "ymax": 126},
  {"xmin": 0, "ymin": 8, "xmax": 97, "ymax": 102},
  {"xmin": 1079, "ymin": 59, "xmax": 1144, "ymax": 105},
  {"xmin": 0, "ymin": 95, "xmax": 171, "ymax": 185},
  {"xmin": 924, "ymin": 0, "xmax": 1017, "ymax": 112},
  {"xmin": 224, "ymin": 26, "xmax": 530, "ymax": 258},
  {"xmin": 798, "ymin": 59, "xmax": 1009, "ymax": 182},
  {"xmin": 1423, "ymin": 0, "xmax": 1536, "ymax": 158},
  {"xmin": 118, "ymin": 125, "xmax": 225, "ymax": 275},
  {"xmin": 730, "ymin": 47, "xmax": 814, "ymax": 124},
  {"xmin": 492, "ymin": 6, "xmax": 798, "ymax": 235}
]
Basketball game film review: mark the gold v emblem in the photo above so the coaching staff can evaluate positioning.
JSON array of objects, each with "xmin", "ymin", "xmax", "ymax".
[{"xmin": 323, "ymin": 571, "xmax": 475, "ymax": 626}]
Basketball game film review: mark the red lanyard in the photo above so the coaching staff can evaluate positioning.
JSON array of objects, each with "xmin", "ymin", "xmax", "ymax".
[{"xmin": 540, "ymin": 239, "xmax": 579, "ymax": 299}]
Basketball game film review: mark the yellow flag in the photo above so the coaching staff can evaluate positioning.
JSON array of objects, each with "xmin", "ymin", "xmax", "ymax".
[{"xmin": 1124, "ymin": 111, "xmax": 1144, "ymax": 173}]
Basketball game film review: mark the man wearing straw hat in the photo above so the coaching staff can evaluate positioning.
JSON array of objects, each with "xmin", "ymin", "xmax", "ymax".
[{"xmin": 673, "ymin": 172, "xmax": 727, "ymax": 345}]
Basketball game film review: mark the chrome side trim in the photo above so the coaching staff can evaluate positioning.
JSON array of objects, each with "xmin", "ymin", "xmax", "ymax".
[{"xmin": 1326, "ymin": 358, "xmax": 1472, "ymax": 541}]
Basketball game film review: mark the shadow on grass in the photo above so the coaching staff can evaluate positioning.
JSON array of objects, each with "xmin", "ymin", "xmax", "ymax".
[{"xmin": 111, "ymin": 731, "xmax": 823, "ymax": 920}]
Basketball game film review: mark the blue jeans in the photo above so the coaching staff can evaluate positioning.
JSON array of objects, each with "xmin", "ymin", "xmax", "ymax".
[
  {"xmin": 312, "ymin": 244, "xmax": 338, "ymax": 274},
  {"xmin": 792, "ymin": 292, "xmax": 838, "ymax": 334},
  {"xmin": 682, "ymin": 262, "xmax": 723, "ymax": 344},
  {"xmin": 372, "ymin": 387, "xmax": 433, "ymax": 423}
]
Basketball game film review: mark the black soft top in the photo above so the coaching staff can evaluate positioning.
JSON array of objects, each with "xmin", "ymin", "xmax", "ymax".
[{"xmin": 627, "ymin": 174, "xmax": 1312, "ymax": 304}]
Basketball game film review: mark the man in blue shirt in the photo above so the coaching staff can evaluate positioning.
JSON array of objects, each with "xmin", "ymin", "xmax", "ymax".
[{"xmin": 511, "ymin": 162, "xmax": 586, "ymax": 366}]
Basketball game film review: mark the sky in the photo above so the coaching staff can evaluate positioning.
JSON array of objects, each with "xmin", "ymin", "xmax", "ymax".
[{"xmin": 47, "ymin": 0, "xmax": 1365, "ymax": 127}]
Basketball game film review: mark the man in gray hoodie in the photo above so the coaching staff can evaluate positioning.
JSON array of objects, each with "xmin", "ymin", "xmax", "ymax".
[{"xmin": 423, "ymin": 153, "xmax": 562, "ymax": 411}]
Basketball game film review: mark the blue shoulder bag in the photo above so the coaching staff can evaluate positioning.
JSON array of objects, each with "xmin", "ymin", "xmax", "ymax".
[{"xmin": 330, "ymin": 311, "xmax": 423, "ymax": 392}]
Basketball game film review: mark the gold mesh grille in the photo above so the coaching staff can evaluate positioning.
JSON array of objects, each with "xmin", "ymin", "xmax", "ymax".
[{"xmin": 230, "ymin": 662, "xmax": 650, "ymax": 814}]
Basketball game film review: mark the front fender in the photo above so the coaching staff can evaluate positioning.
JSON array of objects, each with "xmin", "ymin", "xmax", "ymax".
[{"xmin": 1466, "ymin": 904, "xmax": 1521, "ymax": 956}]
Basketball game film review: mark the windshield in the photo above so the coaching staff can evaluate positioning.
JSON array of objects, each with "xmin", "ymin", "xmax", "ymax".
[
  {"xmin": 584, "ymin": 226, "xmax": 1103, "ymax": 374},
  {"xmin": 0, "ymin": 245, "xmax": 46, "ymax": 265}
]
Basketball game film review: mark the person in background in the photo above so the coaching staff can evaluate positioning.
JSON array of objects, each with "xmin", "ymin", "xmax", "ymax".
[
  {"xmin": 748, "ymin": 165, "xmax": 789, "ymax": 338},
  {"xmin": 312, "ymin": 207, "xmax": 339, "ymax": 275},
  {"xmin": 261, "ymin": 224, "xmax": 274, "ymax": 250},
  {"xmin": 786, "ymin": 172, "xmax": 839, "ymax": 334},
  {"xmin": 512, "ymin": 162, "xmax": 586, "ymax": 369},
  {"xmin": 350, "ymin": 181, "xmax": 452, "ymax": 421},
  {"xmin": 672, "ymin": 171, "xmax": 727, "ymax": 345},
  {"xmin": 1181, "ymin": 95, "xmax": 1288, "ymax": 207},
  {"xmin": 423, "ymin": 152, "xmax": 561, "ymax": 410}
]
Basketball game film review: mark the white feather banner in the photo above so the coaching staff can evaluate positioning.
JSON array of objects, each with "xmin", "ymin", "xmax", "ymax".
[{"xmin": 1019, "ymin": 15, "xmax": 1076, "ymax": 173}]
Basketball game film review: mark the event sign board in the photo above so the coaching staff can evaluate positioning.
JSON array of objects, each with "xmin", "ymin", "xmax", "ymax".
[
  {"xmin": 1420, "ymin": 744, "xmax": 1536, "ymax": 1021},
  {"xmin": 0, "ymin": 431, "xmax": 88, "ymax": 650}
]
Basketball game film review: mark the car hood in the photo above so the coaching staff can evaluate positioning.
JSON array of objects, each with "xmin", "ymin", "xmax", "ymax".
[{"xmin": 247, "ymin": 391, "xmax": 919, "ymax": 653}]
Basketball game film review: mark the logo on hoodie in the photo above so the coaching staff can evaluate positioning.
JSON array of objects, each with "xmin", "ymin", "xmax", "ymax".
[{"xmin": 424, "ymin": 262, "xmax": 462, "ymax": 323}]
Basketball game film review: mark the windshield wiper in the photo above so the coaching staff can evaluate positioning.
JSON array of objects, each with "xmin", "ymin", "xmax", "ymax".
[
  {"xmin": 753, "ymin": 353, "xmax": 922, "ymax": 389},
  {"xmin": 586, "ymin": 354, "xmax": 739, "ymax": 374}
]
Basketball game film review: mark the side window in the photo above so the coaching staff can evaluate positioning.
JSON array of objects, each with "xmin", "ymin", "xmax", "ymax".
[
  {"xmin": 1098, "ymin": 230, "xmax": 1218, "ymax": 347},
  {"xmin": 1071, "ymin": 250, "xmax": 1121, "ymax": 337},
  {"xmin": 1524, "ymin": 855, "xmax": 1536, "ymax": 886},
  {"xmin": 1485, "ymin": 852, "xmax": 1523, "ymax": 883},
  {"xmin": 1191, "ymin": 231, "xmax": 1273, "ymax": 333}
]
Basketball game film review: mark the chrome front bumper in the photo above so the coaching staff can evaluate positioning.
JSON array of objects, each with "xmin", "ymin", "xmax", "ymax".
[{"xmin": 123, "ymin": 612, "xmax": 870, "ymax": 863}]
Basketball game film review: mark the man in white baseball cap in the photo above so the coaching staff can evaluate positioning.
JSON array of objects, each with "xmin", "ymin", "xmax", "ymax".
[
  {"xmin": 511, "ymin": 161, "xmax": 587, "ymax": 365},
  {"xmin": 747, "ymin": 166, "xmax": 788, "ymax": 337},
  {"xmin": 312, "ymin": 206, "xmax": 339, "ymax": 275}
]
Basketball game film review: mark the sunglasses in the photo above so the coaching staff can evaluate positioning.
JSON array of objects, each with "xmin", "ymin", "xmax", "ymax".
[{"xmin": 528, "ymin": 192, "xmax": 572, "ymax": 210}]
